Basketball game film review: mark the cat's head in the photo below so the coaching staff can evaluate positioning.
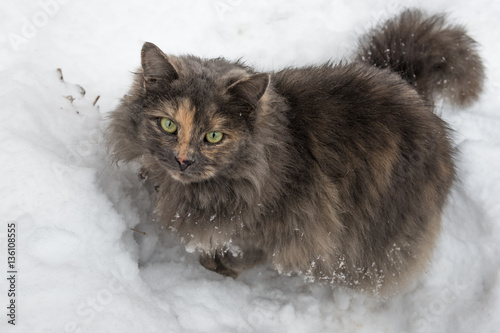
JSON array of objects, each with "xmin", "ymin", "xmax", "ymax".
[{"xmin": 129, "ymin": 42, "xmax": 270, "ymax": 184}]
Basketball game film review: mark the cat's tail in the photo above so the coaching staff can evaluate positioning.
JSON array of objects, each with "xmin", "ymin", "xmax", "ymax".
[{"xmin": 357, "ymin": 9, "xmax": 485, "ymax": 106}]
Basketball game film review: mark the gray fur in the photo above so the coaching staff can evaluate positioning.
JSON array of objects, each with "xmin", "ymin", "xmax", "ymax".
[{"xmin": 106, "ymin": 9, "xmax": 484, "ymax": 295}]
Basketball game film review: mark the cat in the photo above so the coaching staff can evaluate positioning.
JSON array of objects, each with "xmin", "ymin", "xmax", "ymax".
[{"xmin": 106, "ymin": 9, "xmax": 484, "ymax": 295}]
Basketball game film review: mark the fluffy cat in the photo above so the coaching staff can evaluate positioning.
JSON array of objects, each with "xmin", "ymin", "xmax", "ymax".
[{"xmin": 107, "ymin": 9, "xmax": 484, "ymax": 295}]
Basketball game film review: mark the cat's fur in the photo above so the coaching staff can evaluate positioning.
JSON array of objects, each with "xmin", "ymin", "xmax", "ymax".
[{"xmin": 107, "ymin": 9, "xmax": 484, "ymax": 295}]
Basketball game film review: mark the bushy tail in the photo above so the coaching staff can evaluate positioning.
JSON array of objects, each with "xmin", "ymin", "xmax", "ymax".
[{"xmin": 357, "ymin": 9, "xmax": 485, "ymax": 106}]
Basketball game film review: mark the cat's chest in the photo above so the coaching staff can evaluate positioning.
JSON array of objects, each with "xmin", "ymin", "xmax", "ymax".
[
  {"xmin": 165, "ymin": 206, "xmax": 258, "ymax": 252},
  {"xmin": 154, "ymin": 172, "xmax": 275, "ymax": 248}
]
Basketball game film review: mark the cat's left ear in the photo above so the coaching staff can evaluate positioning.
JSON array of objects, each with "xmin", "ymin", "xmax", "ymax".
[
  {"xmin": 141, "ymin": 42, "xmax": 179, "ymax": 85},
  {"xmin": 227, "ymin": 73, "xmax": 270, "ymax": 105}
]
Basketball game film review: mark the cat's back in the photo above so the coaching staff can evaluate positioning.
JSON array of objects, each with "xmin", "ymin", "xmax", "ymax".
[
  {"xmin": 271, "ymin": 62, "xmax": 449, "ymax": 180},
  {"xmin": 272, "ymin": 62, "xmax": 425, "ymax": 121},
  {"xmin": 269, "ymin": 62, "xmax": 455, "ymax": 293}
]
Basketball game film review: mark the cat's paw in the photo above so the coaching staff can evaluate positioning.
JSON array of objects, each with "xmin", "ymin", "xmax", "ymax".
[
  {"xmin": 139, "ymin": 167, "xmax": 149, "ymax": 180},
  {"xmin": 139, "ymin": 167, "xmax": 160, "ymax": 192},
  {"xmin": 199, "ymin": 253, "xmax": 239, "ymax": 279}
]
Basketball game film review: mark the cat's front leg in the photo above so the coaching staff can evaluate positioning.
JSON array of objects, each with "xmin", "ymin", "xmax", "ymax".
[
  {"xmin": 199, "ymin": 248, "xmax": 266, "ymax": 278},
  {"xmin": 139, "ymin": 166, "xmax": 160, "ymax": 193}
]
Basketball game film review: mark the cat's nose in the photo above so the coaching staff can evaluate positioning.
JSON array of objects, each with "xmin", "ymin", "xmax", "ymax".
[{"xmin": 175, "ymin": 157, "xmax": 195, "ymax": 171}]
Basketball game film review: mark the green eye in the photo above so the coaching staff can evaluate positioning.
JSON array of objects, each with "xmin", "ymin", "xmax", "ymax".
[
  {"xmin": 160, "ymin": 118, "xmax": 177, "ymax": 134},
  {"xmin": 206, "ymin": 131, "xmax": 224, "ymax": 144}
]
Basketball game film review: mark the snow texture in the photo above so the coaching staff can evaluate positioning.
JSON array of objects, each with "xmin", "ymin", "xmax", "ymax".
[{"xmin": 1, "ymin": 0, "xmax": 499, "ymax": 332}]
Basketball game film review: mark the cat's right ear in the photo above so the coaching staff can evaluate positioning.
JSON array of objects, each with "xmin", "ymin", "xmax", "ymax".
[
  {"xmin": 141, "ymin": 42, "xmax": 179, "ymax": 86},
  {"xmin": 227, "ymin": 73, "xmax": 270, "ymax": 106}
]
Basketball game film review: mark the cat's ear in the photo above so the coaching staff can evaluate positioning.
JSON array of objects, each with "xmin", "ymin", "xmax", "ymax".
[
  {"xmin": 141, "ymin": 42, "xmax": 179, "ymax": 85},
  {"xmin": 227, "ymin": 73, "xmax": 270, "ymax": 105}
]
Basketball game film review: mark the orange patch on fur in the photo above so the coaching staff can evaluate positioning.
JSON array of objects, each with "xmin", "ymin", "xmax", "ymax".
[{"xmin": 175, "ymin": 98, "xmax": 196, "ymax": 159}]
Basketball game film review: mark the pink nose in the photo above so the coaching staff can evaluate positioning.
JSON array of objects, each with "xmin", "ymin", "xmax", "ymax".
[{"xmin": 175, "ymin": 157, "xmax": 195, "ymax": 171}]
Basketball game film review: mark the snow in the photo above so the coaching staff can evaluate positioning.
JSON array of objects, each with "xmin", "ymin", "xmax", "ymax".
[{"xmin": 1, "ymin": 0, "xmax": 499, "ymax": 332}]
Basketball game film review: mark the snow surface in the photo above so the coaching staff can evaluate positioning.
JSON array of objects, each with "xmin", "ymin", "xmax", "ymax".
[{"xmin": 1, "ymin": 0, "xmax": 499, "ymax": 332}]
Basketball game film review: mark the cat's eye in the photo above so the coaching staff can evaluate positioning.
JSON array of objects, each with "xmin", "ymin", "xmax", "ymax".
[
  {"xmin": 206, "ymin": 131, "xmax": 224, "ymax": 144},
  {"xmin": 159, "ymin": 117, "xmax": 177, "ymax": 134}
]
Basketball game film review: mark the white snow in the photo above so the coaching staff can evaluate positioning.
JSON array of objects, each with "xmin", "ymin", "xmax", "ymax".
[{"xmin": 1, "ymin": 0, "xmax": 499, "ymax": 332}]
